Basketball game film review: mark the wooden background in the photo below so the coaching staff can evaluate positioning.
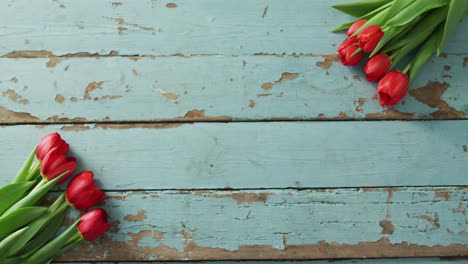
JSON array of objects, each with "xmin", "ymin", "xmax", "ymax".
[{"xmin": 0, "ymin": 0, "xmax": 467, "ymax": 262}]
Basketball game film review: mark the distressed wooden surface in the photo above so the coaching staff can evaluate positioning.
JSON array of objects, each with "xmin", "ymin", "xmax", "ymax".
[
  {"xmin": 0, "ymin": 0, "xmax": 466, "ymax": 56},
  {"xmin": 55, "ymin": 258, "xmax": 468, "ymax": 264},
  {"xmin": 0, "ymin": 55, "xmax": 466, "ymax": 123},
  {"xmin": 52, "ymin": 188, "xmax": 468, "ymax": 261},
  {"xmin": 0, "ymin": 122, "xmax": 467, "ymax": 189},
  {"xmin": 1, "ymin": 0, "xmax": 467, "ymax": 262}
]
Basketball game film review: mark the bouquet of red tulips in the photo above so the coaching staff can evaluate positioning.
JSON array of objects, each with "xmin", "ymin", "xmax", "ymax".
[
  {"xmin": 333, "ymin": 0, "xmax": 467, "ymax": 106},
  {"xmin": 0, "ymin": 133, "xmax": 109, "ymax": 263}
]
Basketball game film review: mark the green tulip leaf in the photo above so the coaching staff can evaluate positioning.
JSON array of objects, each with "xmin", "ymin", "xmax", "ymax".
[
  {"xmin": 409, "ymin": 25, "xmax": 444, "ymax": 83},
  {"xmin": 332, "ymin": 0, "xmax": 392, "ymax": 17},
  {"xmin": 370, "ymin": 16, "xmax": 421, "ymax": 57},
  {"xmin": 18, "ymin": 208, "xmax": 68, "ymax": 258},
  {"xmin": 0, "ymin": 227, "xmax": 29, "ymax": 257},
  {"xmin": 0, "ymin": 207, "xmax": 48, "ymax": 239},
  {"xmin": 3, "ymin": 172, "xmax": 65, "ymax": 215},
  {"xmin": 381, "ymin": 0, "xmax": 416, "ymax": 25},
  {"xmin": 386, "ymin": 0, "xmax": 449, "ymax": 27},
  {"xmin": 332, "ymin": 1, "xmax": 393, "ymax": 32},
  {"xmin": 438, "ymin": 0, "xmax": 468, "ymax": 54},
  {"xmin": 383, "ymin": 6, "xmax": 447, "ymax": 65},
  {"xmin": 6, "ymin": 194, "xmax": 68, "ymax": 257},
  {"xmin": 25, "ymin": 220, "xmax": 80, "ymax": 264},
  {"xmin": 12, "ymin": 148, "xmax": 37, "ymax": 184},
  {"xmin": 0, "ymin": 181, "xmax": 35, "ymax": 216}
]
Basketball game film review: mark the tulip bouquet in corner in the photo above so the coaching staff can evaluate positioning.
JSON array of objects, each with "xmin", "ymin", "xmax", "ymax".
[
  {"xmin": 0, "ymin": 133, "xmax": 109, "ymax": 264},
  {"xmin": 333, "ymin": 0, "xmax": 467, "ymax": 106}
]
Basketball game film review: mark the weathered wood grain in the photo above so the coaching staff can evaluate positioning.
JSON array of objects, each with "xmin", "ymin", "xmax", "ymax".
[
  {"xmin": 57, "ymin": 260, "xmax": 468, "ymax": 264},
  {"xmin": 0, "ymin": 122, "xmax": 466, "ymax": 189},
  {"xmin": 54, "ymin": 188, "xmax": 467, "ymax": 261},
  {"xmin": 0, "ymin": 55, "xmax": 466, "ymax": 123},
  {"xmin": 1, "ymin": 0, "xmax": 466, "ymax": 56}
]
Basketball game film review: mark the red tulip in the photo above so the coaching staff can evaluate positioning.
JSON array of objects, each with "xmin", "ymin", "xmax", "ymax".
[
  {"xmin": 347, "ymin": 19, "xmax": 367, "ymax": 37},
  {"xmin": 377, "ymin": 71, "xmax": 409, "ymax": 106},
  {"xmin": 66, "ymin": 171, "xmax": 106, "ymax": 210},
  {"xmin": 78, "ymin": 209, "xmax": 110, "ymax": 241},
  {"xmin": 364, "ymin": 54, "xmax": 392, "ymax": 82},
  {"xmin": 36, "ymin": 132, "xmax": 69, "ymax": 160},
  {"xmin": 357, "ymin": 25, "xmax": 384, "ymax": 52},
  {"xmin": 338, "ymin": 37, "xmax": 363, "ymax": 66},
  {"xmin": 40, "ymin": 147, "xmax": 76, "ymax": 184}
]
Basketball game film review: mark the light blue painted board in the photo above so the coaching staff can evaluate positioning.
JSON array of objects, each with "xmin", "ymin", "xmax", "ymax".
[
  {"xmin": 56, "ymin": 188, "xmax": 467, "ymax": 261},
  {"xmin": 0, "ymin": 0, "xmax": 466, "ymax": 56},
  {"xmin": 0, "ymin": 121, "xmax": 466, "ymax": 189},
  {"xmin": 0, "ymin": 55, "xmax": 466, "ymax": 123}
]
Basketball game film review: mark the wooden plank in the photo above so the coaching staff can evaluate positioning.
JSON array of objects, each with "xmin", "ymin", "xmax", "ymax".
[
  {"xmin": 0, "ymin": 0, "xmax": 466, "ymax": 56},
  {"xmin": 0, "ymin": 122, "xmax": 466, "ymax": 189},
  {"xmin": 55, "ymin": 188, "xmax": 467, "ymax": 261},
  {"xmin": 0, "ymin": 55, "xmax": 466, "ymax": 123},
  {"xmin": 57, "ymin": 260, "xmax": 468, "ymax": 264}
]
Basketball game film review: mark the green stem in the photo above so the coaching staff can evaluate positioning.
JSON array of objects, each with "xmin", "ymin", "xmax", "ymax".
[
  {"xmin": 31, "ymin": 178, "xmax": 46, "ymax": 192},
  {"xmin": 402, "ymin": 63, "xmax": 411, "ymax": 74},
  {"xmin": 25, "ymin": 161, "xmax": 41, "ymax": 182},
  {"xmin": 25, "ymin": 220, "xmax": 80, "ymax": 264}
]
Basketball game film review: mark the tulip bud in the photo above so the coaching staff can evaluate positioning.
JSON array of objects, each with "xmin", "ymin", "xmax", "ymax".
[
  {"xmin": 338, "ymin": 37, "xmax": 363, "ymax": 66},
  {"xmin": 36, "ymin": 132, "xmax": 69, "ymax": 160},
  {"xmin": 40, "ymin": 147, "xmax": 76, "ymax": 184},
  {"xmin": 357, "ymin": 25, "xmax": 384, "ymax": 52},
  {"xmin": 377, "ymin": 71, "xmax": 409, "ymax": 106},
  {"xmin": 78, "ymin": 209, "xmax": 110, "ymax": 241},
  {"xmin": 66, "ymin": 171, "xmax": 106, "ymax": 210},
  {"xmin": 347, "ymin": 19, "xmax": 366, "ymax": 37},
  {"xmin": 364, "ymin": 53, "xmax": 392, "ymax": 82}
]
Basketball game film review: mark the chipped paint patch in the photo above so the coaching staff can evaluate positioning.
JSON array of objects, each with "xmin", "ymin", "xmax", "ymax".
[
  {"xmin": 46, "ymin": 57, "xmax": 61, "ymax": 67},
  {"xmin": 316, "ymin": 54, "xmax": 340, "ymax": 70},
  {"xmin": 60, "ymin": 124, "xmax": 91, "ymax": 131},
  {"xmin": 248, "ymin": 99, "xmax": 255, "ymax": 108},
  {"xmin": 262, "ymin": 72, "xmax": 299, "ymax": 90},
  {"xmin": 2, "ymin": 89, "xmax": 29, "ymax": 105},
  {"xmin": 55, "ymin": 94, "xmax": 65, "ymax": 103},
  {"xmin": 2, "ymin": 50, "xmax": 54, "ymax": 58},
  {"xmin": 366, "ymin": 109, "xmax": 414, "ymax": 119},
  {"xmin": 166, "ymin": 3, "xmax": 177, "ymax": 8},
  {"xmin": 0, "ymin": 106, "xmax": 40, "ymax": 123},
  {"xmin": 452, "ymin": 202, "xmax": 466, "ymax": 215},
  {"xmin": 112, "ymin": 2, "xmax": 123, "ymax": 7},
  {"xmin": 409, "ymin": 82, "xmax": 464, "ymax": 119},
  {"xmin": 175, "ymin": 109, "xmax": 232, "ymax": 122},
  {"xmin": 354, "ymin": 97, "xmax": 367, "ymax": 113},
  {"xmin": 379, "ymin": 220, "xmax": 395, "ymax": 235},
  {"xmin": 124, "ymin": 210, "xmax": 147, "ymax": 222},
  {"xmin": 95, "ymin": 123, "xmax": 183, "ymax": 130},
  {"xmin": 84, "ymin": 81, "xmax": 104, "ymax": 100},
  {"xmin": 435, "ymin": 191, "xmax": 451, "ymax": 201},
  {"xmin": 162, "ymin": 92, "xmax": 179, "ymax": 101},
  {"xmin": 419, "ymin": 213, "xmax": 440, "ymax": 229}
]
